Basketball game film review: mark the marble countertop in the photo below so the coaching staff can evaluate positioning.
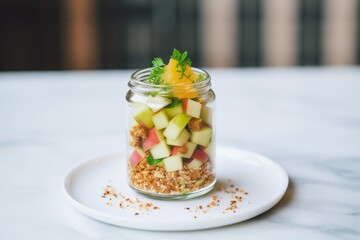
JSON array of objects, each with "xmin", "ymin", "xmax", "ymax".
[{"xmin": 0, "ymin": 67, "xmax": 359, "ymax": 239}]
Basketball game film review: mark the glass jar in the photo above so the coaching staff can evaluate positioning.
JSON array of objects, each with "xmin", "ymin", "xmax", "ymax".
[{"xmin": 126, "ymin": 67, "xmax": 216, "ymax": 200}]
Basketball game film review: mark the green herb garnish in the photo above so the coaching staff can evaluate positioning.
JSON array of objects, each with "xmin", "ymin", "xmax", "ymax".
[
  {"xmin": 147, "ymin": 153, "xmax": 163, "ymax": 166},
  {"xmin": 148, "ymin": 49, "xmax": 201, "ymax": 86},
  {"xmin": 197, "ymin": 73, "xmax": 205, "ymax": 81},
  {"xmin": 149, "ymin": 57, "xmax": 165, "ymax": 85},
  {"xmin": 171, "ymin": 49, "xmax": 192, "ymax": 79},
  {"xmin": 164, "ymin": 97, "xmax": 182, "ymax": 108}
]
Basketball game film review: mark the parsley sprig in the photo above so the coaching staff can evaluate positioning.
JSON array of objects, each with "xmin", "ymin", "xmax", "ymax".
[
  {"xmin": 147, "ymin": 49, "xmax": 204, "ymax": 85},
  {"xmin": 171, "ymin": 49, "xmax": 192, "ymax": 79},
  {"xmin": 148, "ymin": 57, "xmax": 165, "ymax": 85}
]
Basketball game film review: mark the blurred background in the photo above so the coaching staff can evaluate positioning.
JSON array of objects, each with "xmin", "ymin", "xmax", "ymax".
[{"xmin": 0, "ymin": 0, "xmax": 359, "ymax": 71}]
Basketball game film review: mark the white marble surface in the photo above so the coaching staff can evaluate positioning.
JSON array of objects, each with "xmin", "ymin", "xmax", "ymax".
[{"xmin": 0, "ymin": 67, "xmax": 359, "ymax": 239}]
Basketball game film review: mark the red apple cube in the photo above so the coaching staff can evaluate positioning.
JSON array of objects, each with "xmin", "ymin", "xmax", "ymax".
[
  {"xmin": 191, "ymin": 148, "xmax": 209, "ymax": 162},
  {"xmin": 182, "ymin": 99, "xmax": 202, "ymax": 118},
  {"xmin": 171, "ymin": 146, "xmax": 181, "ymax": 156},
  {"xmin": 129, "ymin": 147, "xmax": 146, "ymax": 168},
  {"xmin": 142, "ymin": 128, "xmax": 164, "ymax": 151}
]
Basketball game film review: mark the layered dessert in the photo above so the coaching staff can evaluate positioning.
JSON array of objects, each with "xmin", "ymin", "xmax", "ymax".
[{"xmin": 127, "ymin": 49, "xmax": 215, "ymax": 197}]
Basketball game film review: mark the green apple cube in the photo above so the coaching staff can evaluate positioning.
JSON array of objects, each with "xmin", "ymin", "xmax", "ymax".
[
  {"xmin": 190, "ymin": 126, "xmax": 212, "ymax": 147},
  {"xmin": 166, "ymin": 129, "xmax": 190, "ymax": 146},
  {"xmin": 182, "ymin": 99, "xmax": 202, "ymax": 118},
  {"xmin": 186, "ymin": 159, "xmax": 203, "ymax": 169},
  {"xmin": 146, "ymin": 95, "xmax": 171, "ymax": 112},
  {"xmin": 163, "ymin": 156, "xmax": 183, "ymax": 172},
  {"xmin": 151, "ymin": 110, "xmax": 169, "ymax": 130},
  {"xmin": 163, "ymin": 113, "xmax": 191, "ymax": 140},
  {"xmin": 164, "ymin": 104, "xmax": 183, "ymax": 119},
  {"xmin": 171, "ymin": 141, "xmax": 197, "ymax": 158},
  {"xmin": 200, "ymin": 105, "xmax": 213, "ymax": 126},
  {"xmin": 132, "ymin": 102, "xmax": 154, "ymax": 129},
  {"xmin": 150, "ymin": 139, "xmax": 171, "ymax": 159}
]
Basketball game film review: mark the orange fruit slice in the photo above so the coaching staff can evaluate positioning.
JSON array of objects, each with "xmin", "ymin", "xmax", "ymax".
[{"xmin": 161, "ymin": 59, "xmax": 198, "ymax": 99}]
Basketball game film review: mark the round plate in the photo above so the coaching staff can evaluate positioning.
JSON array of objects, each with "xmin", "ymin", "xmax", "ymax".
[{"xmin": 63, "ymin": 146, "xmax": 288, "ymax": 231}]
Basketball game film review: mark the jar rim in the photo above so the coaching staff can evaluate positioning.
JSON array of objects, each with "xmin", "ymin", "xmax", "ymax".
[{"xmin": 129, "ymin": 67, "xmax": 211, "ymax": 88}]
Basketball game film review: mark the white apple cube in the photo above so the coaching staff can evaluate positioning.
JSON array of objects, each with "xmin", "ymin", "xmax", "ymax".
[
  {"xmin": 186, "ymin": 159, "xmax": 203, "ymax": 169},
  {"xmin": 171, "ymin": 141, "xmax": 197, "ymax": 158},
  {"xmin": 129, "ymin": 147, "xmax": 146, "ymax": 168},
  {"xmin": 182, "ymin": 99, "xmax": 202, "ymax": 118},
  {"xmin": 151, "ymin": 110, "xmax": 169, "ymax": 130},
  {"xmin": 146, "ymin": 95, "xmax": 171, "ymax": 112},
  {"xmin": 163, "ymin": 113, "xmax": 191, "ymax": 140},
  {"xmin": 166, "ymin": 129, "xmax": 190, "ymax": 146},
  {"xmin": 150, "ymin": 139, "xmax": 171, "ymax": 159},
  {"xmin": 201, "ymin": 105, "xmax": 213, "ymax": 126},
  {"xmin": 132, "ymin": 102, "xmax": 154, "ymax": 129},
  {"xmin": 165, "ymin": 104, "xmax": 183, "ymax": 119},
  {"xmin": 190, "ymin": 126, "xmax": 212, "ymax": 147},
  {"xmin": 142, "ymin": 128, "xmax": 164, "ymax": 151},
  {"xmin": 202, "ymin": 140, "xmax": 214, "ymax": 157},
  {"xmin": 163, "ymin": 156, "xmax": 183, "ymax": 172}
]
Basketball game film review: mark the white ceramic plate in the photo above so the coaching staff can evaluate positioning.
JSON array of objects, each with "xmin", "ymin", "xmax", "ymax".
[{"xmin": 63, "ymin": 146, "xmax": 288, "ymax": 231}]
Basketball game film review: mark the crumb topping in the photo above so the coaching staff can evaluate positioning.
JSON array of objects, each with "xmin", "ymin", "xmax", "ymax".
[
  {"xmin": 130, "ymin": 125, "xmax": 148, "ymax": 147},
  {"xmin": 129, "ymin": 158, "xmax": 215, "ymax": 194},
  {"xmin": 187, "ymin": 118, "xmax": 203, "ymax": 132}
]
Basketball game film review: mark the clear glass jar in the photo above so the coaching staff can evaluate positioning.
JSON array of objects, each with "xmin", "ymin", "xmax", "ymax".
[{"xmin": 126, "ymin": 67, "xmax": 216, "ymax": 200}]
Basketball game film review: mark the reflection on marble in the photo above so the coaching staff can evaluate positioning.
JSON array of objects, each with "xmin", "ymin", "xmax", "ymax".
[{"xmin": 1, "ymin": 68, "xmax": 360, "ymax": 239}]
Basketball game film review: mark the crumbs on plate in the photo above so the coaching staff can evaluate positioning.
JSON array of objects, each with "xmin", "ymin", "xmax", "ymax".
[
  {"xmin": 102, "ymin": 184, "xmax": 160, "ymax": 216},
  {"xmin": 101, "ymin": 178, "xmax": 249, "ymax": 218},
  {"xmin": 183, "ymin": 179, "xmax": 250, "ymax": 217}
]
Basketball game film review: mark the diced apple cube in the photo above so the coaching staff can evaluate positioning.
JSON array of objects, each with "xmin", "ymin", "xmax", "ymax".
[
  {"xmin": 186, "ymin": 159, "xmax": 203, "ymax": 169},
  {"xmin": 129, "ymin": 147, "xmax": 146, "ymax": 168},
  {"xmin": 164, "ymin": 104, "xmax": 183, "ymax": 119},
  {"xmin": 166, "ymin": 129, "xmax": 190, "ymax": 146},
  {"xmin": 200, "ymin": 105, "xmax": 213, "ymax": 126},
  {"xmin": 182, "ymin": 99, "xmax": 202, "ymax": 118},
  {"xmin": 146, "ymin": 96, "xmax": 171, "ymax": 112},
  {"xmin": 132, "ymin": 102, "xmax": 154, "ymax": 129},
  {"xmin": 201, "ymin": 141, "xmax": 214, "ymax": 157},
  {"xmin": 163, "ymin": 113, "xmax": 191, "ymax": 140},
  {"xmin": 190, "ymin": 126, "xmax": 212, "ymax": 147},
  {"xmin": 171, "ymin": 141, "xmax": 197, "ymax": 158},
  {"xmin": 142, "ymin": 128, "xmax": 164, "ymax": 151},
  {"xmin": 150, "ymin": 139, "xmax": 171, "ymax": 159},
  {"xmin": 163, "ymin": 156, "xmax": 183, "ymax": 172},
  {"xmin": 192, "ymin": 148, "xmax": 209, "ymax": 162},
  {"xmin": 151, "ymin": 110, "xmax": 169, "ymax": 130}
]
